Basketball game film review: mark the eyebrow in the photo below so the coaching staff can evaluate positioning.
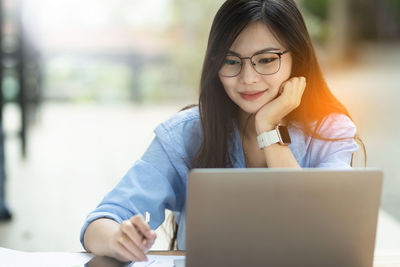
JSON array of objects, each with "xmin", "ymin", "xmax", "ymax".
[{"xmin": 227, "ymin": 47, "xmax": 281, "ymax": 57}]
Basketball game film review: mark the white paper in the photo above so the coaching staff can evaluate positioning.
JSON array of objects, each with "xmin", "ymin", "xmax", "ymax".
[
  {"xmin": 3, "ymin": 247, "xmax": 399, "ymax": 267},
  {"xmin": 374, "ymin": 249, "xmax": 400, "ymax": 266},
  {"xmin": 0, "ymin": 247, "xmax": 94, "ymax": 267},
  {"xmin": 130, "ymin": 255, "xmax": 185, "ymax": 267}
]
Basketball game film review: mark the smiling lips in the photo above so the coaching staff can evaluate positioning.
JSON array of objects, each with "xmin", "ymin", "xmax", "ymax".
[{"xmin": 239, "ymin": 89, "xmax": 268, "ymax": 101}]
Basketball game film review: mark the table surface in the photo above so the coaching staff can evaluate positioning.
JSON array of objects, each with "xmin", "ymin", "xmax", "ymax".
[
  {"xmin": 148, "ymin": 249, "xmax": 400, "ymax": 267},
  {"xmin": 2, "ymin": 247, "xmax": 400, "ymax": 266}
]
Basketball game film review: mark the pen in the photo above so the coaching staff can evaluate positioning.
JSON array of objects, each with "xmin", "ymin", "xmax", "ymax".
[{"xmin": 143, "ymin": 211, "xmax": 151, "ymax": 246}]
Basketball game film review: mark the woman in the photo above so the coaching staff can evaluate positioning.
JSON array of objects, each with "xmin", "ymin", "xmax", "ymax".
[{"xmin": 81, "ymin": 0, "xmax": 359, "ymax": 262}]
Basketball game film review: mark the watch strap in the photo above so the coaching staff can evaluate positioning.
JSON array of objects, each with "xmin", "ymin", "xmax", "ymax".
[{"xmin": 257, "ymin": 129, "xmax": 280, "ymax": 149}]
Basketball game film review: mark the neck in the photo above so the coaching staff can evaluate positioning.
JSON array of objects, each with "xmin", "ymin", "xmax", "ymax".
[{"xmin": 238, "ymin": 111, "xmax": 257, "ymax": 140}]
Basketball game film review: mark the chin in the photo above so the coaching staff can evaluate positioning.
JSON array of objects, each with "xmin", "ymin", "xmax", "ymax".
[{"xmin": 238, "ymin": 102, "xmax": 263, "ymax": 115}]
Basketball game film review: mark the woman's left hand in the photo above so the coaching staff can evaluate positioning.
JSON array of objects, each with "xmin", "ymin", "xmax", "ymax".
[{"xmin": 255, "ymin": 76, "xmax": 306, "ymax": 134}]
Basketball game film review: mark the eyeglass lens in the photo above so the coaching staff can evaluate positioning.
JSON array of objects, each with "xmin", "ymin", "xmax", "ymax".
[{"xmin": 220, "ymin": 52, "xmax": 281, "ymax": 77}]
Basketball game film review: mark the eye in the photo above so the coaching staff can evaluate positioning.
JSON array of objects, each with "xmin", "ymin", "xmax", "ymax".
[
  {"xmin": 225, "ymin": 59, "xmax": 241, "ymax": 65},
  {"xmin": 258, "ymin": 57, "xmax": 278, "ymax": 64}
]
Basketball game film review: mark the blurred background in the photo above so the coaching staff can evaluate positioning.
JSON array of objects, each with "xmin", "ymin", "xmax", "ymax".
[{"xmin": 0, "ymin": 0, "xmax": 399, "ymax": 252}]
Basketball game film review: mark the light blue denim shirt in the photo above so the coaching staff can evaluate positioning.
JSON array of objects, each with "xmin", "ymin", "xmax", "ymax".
[{"xmin": 80, "ymin": 106, "xmax": 358, "ymax": 250}]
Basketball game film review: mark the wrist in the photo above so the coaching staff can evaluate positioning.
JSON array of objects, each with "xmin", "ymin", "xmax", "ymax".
[
  {"xmin": 255, "ymin": 118, "xmax": 276, "ymax": 135},
  {"xmin": 257, "ymin": 125, "xmax": 291, "ymax": 149}
]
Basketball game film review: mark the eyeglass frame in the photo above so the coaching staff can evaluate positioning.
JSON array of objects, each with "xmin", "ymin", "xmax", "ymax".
[{"xmin": 219, "ymin": 49, "xmax": 290, "ymax": 77}]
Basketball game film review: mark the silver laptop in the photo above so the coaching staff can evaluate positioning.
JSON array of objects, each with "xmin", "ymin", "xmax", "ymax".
[{"xmin": 185, "ymin": 169, "xmax": 383, "ymax": 267}]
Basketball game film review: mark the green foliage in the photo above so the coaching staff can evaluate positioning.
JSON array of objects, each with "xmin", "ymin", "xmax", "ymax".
[
  {"xmin": 1, "ymin": 70, "xmax": 19, "ymax": 102},
  {"xmin": 389, "ymin": 0, "xmax": 400, "ymax": 9},
  {"xmin": 303, "ymin": 0, "xmax": 329, "ymax": 20},
  {"xmin": 165, "ymin": 0, "xmax": 226, "ymax": 100},
  {"xmin": 44, "ymin": 58, "xmax": 132, "ymax": 102}
]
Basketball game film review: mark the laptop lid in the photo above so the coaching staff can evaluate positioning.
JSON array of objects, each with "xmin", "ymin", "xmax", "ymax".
[{"xmin": 186, "ymin": 169, "xmax": 383, "ymax": 267}]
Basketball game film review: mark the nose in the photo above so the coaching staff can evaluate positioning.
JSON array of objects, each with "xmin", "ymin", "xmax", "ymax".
[{"xmin": 238, "ymin": 58, "xmax": 259, "ymax": 84}]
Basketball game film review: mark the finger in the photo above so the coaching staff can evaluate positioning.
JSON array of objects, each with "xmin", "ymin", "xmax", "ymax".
[
  {"xmin": 295, "ymin": 77, "xmax": 306, "ymax": 105},
  {"xmin": 121, "ymin": 220, "xmax": 148, "ymax": 251},
  {"xmin": 135, "ymin": 225, "xmax": 157, "ymax": 248},
  {"xmin": 143, "ymin": 236, "xmax": 156, "ymax": 251},
  {"xmin": 278, "ymin": 83, "xmax": 285, "ymax": 96},
  {"xmin": 144, "ymin": 229, "xmax": 157, "ymax": 241},
  {"xmin": 300, "ymin": 77, "xmax": 307, "ymax": 92},
  {"xmin": 130, "ymin": 215, "xmax": 156, "ymax": 240},
  {"xmin": 119, "ymin": 233, "xmax": 148, "ymax": 261},
  {"xmin": 113, "ymin": 238, "xmax": 143, "ymax": 262},
  {"xmin": 293, "ymin": 77, "xmax": 302, "ymax": 89},
  {"xmin": 291, "ymin": 77, "xmax": 305, "ymax": 96},
  {"xmin": 283, "ymin": 80, "xmax": 294, "ymax": 95},
  {"xmin": 283, "ymin": 78, "xmax": 299, "ymax": 107},
  {"xmin": 277, "ymin": 83, "xmax": 288, "ymax": 99},
  {"xmin": 294, "ymin": 78, "xmax": 306, "ymax": 102}
]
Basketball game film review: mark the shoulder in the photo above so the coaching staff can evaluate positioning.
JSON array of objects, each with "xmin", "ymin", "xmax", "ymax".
[
  {"xmin": 153, "ymin": 106, "xmax": 202, "ymax": 164},
  {"xmin": 305, "ymin": 113, "xmax": 359, "ymax": 168},
  {"xmin": 314, "ymin": 113, "xmax": 357, "ymax": 139},
  {"xmin": 288, "ymin": 113, "xmax": 356, "ymax": 143},
  {"xmin": 155, "ymin": 106, "xmax": 200, "ymax": 135},
  {"xmin": 287, "ymin": 113, "xmax": 357, "ymax": 167}
]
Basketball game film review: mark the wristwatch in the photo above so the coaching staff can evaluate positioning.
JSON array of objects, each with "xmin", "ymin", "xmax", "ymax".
[{"xmin": 257, "ymin": 125, "xmax": 291, "ymax": 149}]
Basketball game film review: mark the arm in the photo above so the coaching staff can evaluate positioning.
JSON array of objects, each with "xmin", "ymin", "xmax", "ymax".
[
  {"xmin": 261, "ymin": 143, "xmax": 300, "ymax": 168},
  {"xmin": 84, "ymin": 218, "xmax": 128, "ymax": 259},
  {"xmin": 84, "ymin": 216, "xmax": 155, "ymax": 262},
  {"xmin": 255, "ymin": 77, "xmax": 306, "ymax": 168},
  {"xmin": 84, "ymin": 218, "xmax": 119, "ymax": 256},
  {"xmin": 307, "ymin": 114, "xmax": 358, "ymax": 168},
  {"xmin": 81, "ymin": 136, "xmax": 185, "ymax": 261}
]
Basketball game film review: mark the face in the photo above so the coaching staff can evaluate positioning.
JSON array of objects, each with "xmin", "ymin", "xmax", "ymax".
[{"xmin": 219, "ymin": 21, "xmax": 292, "ymax": 115}]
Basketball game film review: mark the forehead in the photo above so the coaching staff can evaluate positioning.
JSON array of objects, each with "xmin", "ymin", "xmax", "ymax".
[{"xmin": 229, "ymin": 21, "xmax": 283, "ymax": 55}]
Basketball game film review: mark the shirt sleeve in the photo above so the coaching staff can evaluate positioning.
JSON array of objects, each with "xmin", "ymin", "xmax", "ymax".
[
  {"xmin": 79, "ymin": 136, "xmax": 185, "ymax": 250},
  {"xmin": 307, "ymin": 113, "xmax": 359, "ymax": 168}
]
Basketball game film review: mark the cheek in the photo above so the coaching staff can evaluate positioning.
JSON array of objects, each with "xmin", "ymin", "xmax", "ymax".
[
  {"xmin": 281, "ymin": 56, "xmax": 293, "ymax": 80},
  {"xmin": 260, "ymin": 76, "xmax": 282, "ymax": 93},
  {"xmin": 262, "ymin": 68, "xmax": 292, "ymax": 92},
  {"xmin": 219, "ymin": 77, "xmax": 236, "ymax": 95}
]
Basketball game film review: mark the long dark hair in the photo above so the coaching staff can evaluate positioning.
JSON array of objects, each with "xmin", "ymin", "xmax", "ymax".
[{"xmin": 169, "ymin": 0, "xmax": 365, "ymax": 250}]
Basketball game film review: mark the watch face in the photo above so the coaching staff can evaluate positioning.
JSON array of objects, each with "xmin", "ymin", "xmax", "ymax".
[{"xmin": 278, "ymin": 126, "xmax": 291, "ymax": 144}]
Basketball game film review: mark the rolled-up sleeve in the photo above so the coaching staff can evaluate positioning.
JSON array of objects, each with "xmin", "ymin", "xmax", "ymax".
[
  {"xmin": 79, "ymin": 136, "xmax": 185, "ymax": 249},
  {"xmin": 307, "ymin": 113, "xmax": 359, "ymax": 168}
]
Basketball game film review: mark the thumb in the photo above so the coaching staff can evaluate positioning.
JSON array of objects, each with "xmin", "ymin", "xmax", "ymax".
[{"xmin": 278, "ymin": 80, "xmax": 289, "ymax": 96}]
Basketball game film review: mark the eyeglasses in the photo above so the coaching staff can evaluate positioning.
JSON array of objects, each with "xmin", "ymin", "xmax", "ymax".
[{"xmin": 219, "ymin": 49, "xmax": 289, "ymax": 77}]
